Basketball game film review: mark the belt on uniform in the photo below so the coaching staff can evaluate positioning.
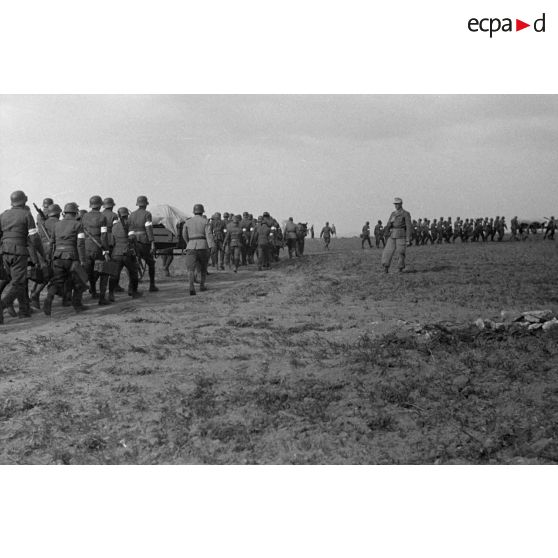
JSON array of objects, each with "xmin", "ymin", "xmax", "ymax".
[{"xmin": 188, "ymin": 236, "xmax": 206, "ymax": 240}]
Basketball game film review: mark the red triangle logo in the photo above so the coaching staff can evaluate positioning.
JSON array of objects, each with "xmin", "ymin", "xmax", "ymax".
[{"xmin": 516, "ymin": 19, "xmax": 530, "ymax": 31}]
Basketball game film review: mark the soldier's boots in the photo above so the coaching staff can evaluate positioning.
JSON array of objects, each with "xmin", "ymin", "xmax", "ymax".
[
  {"xmin": 90, "ymin": 289, "xmax": 99, "ymax": 299},
  {"xmin": 108, "ymin": 291, "xmax": 116, "ymax": 303},
  {"xmin": 130, "ymin": 291, "xmax": 143, "ymax": 299},
  {"xmin": 149, "ymin": 283, "xmax": 159, "ymax": 292},
  {"xmin": 200, "ymin": 285, "xmax": 207, "ymax": 292},
  {"xmin": 114, "ymin": 284, "xmax": 125, "ymax": 293},
  {"xmin": 98, "ymin": 292, "xmax": 110, "ymax": 305},
  {"xmin": 43, "ymin": 294, "xmax": 54, "ymax": 316},
  {"xmin": 190, "ymin": 289, "xmax": 196, "ymax": 296},
  {"xmin": 6, "ymin": 302, "xmax": 17, "ymax": 318}
]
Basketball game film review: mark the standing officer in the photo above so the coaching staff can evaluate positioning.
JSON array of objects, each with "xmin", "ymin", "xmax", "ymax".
[
  {"xmin": 320, "ymin": 222, "xmax": 333, "ymax": 250},
  {"xmin": 43, "ymin": 202, "xmax": 88, "ymax": 315},
  {"xmin": 183, "ymin": 203, "xmax": 211, "ymax": 295},
  {"xmin": 284, "ymin": 217, "xmax": 298, "ymax": 258},
  {"xmin": 361, "ymin": 221, "xmax": 372, "ymax": 249},
  {"xmin": 81, "ymin": 195, "xmax": 110, "ymax": 304},
  {"xmin": 108, "ymin": 207, "xmax": 142, "ymax": 300},
  {"xmin": 0, "ymin": 190, "xmax": 46, "ymax": 323},
  {"xmin": 381, "ymin": 197, "xmax": 412, "ymax": 273},
  {"xmin": 129, "ymin": 195, "xmax": 158, "ymax": 292}
]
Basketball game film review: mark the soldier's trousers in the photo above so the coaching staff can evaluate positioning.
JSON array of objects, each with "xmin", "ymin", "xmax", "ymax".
[
  {"xmin": 84, "ymin": 250, "xmax": 108, "ymax": 295},
  {"xmin": 109, "ymin": 255, "xmax": 139, "ymax": 294},
  {"xmin": 296, "ymin": 238, "xmax": 305, "ymax": 255},
  {"xmin": 1, "ymin": 254, "xmax": 29, "ymax": 312},
  {"xmin": 211, "ymin": 241, "xmax": 224, "ymax": 269},
  {"xmin": 375, "ymin": 236, "xmax": 385, "ymax": 248},
  {"xmin": 361, "ymin": 235, "xmax": 372, "ymax": 249},
  {"xmin": 136, "ymin": 243, "xmax": 156, "ymax": 284},
  {"xmin": 381, "ymin": 237, "xmax": 407, "ymax": 270},
  {"xmin": 257, "ymin": 245, "xmax": 270, "ymax": 269},
  {"xmin": 47, "ymin": 258, "xmax": 84, "ymax": 308},
  {"xmin": 185, "ymin": 248, "xmax": 209, "ymax": 290},
  {"xmin": 226, "ymin": 245, "xmax": 241, "ymax": 269},
  {"xmin": 286, "ymin": 238, "xmax": 297, "ymax": 257}
]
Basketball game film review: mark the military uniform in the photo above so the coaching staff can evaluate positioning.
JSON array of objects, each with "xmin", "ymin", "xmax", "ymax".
[
  {"xmin": 108, "ymin": 211, "xmax": 141, "ymax": 299},
  {"xmin": 381, "ymin": 199, "xmax": 412, "ymax": 272},
  {"xmin": 0, "ymin": 192, "xmax": 45, "ymax": 322},
  {"xmin": 224, "ymin": 217, "xmax": 243, "ymax": 272},
  {"xmin": 374, "ymin": 221, "xmax": 385, "ymax": 248},
  {"xmin": 43, "ymin": 205, "xmax": 87, "ymax": 315},
  {"xmin": 81, "ymin": 204, "xmax": 110, "ymax": 302},
  {"xmin": 284, "ymin": 219, "xmax": 298, "ymax": 257},
  {"xmin": 251, "ymin": 219, "xmax": 271, "ymax": 270},
  {"xmin": 320, "ymin": 223, "xmax": 333, "ymax": 250},
  {"xmin": 183, "ymin": 207, "xmax": 211, "ymax": 294},
  {"xmin": 128, "ymin": 197, "xmax": 158, "ymax": 292},
  {"xmin": 361, "ymin": 222, "xmax": 372, "ymax": 249}
]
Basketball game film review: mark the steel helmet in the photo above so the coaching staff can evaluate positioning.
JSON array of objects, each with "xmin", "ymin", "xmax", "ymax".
[
  {"xmin": 136, "ymin": 195, "xmax": 148, "ymax": 206},
  {"xmin": 10, "ymin": 190, "xmax": 28, "ymax": 207},
  {"xmin": 103, "ymin": 197, "xmax": 115, "ymax": 208},
  {"xmin": 42, "ymin": 197, "xmax": 54, "ymax": 208},
  {"xmin": 89, "ymin": 195, "xmax": 103, "ymax": 208},
  {"xmin": 117, "ymin": 207, "xmax": 130, "ymax": 217},
  {"xmin": 47, "ymin": 204, "xmax": 62, "ymax": 217},
  {"xmin": 223, "ymin": 212, "xmax": 229, "ymax": 219},
  {"xmin": 193, "ymin": 204, "xmax": 205, "ymax": 215},
  {"xmin": 64, "ymin": 202, "xmax": 79, "ymax": 214}
]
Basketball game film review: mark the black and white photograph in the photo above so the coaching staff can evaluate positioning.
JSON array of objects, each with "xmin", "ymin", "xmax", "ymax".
[
  {"xmin": 1, "ymin": 94, "xmax": 557, "ymax": 465},
  {"xmin": 0, "ymin": 2, "xmax": 557, "ymax": 557}
]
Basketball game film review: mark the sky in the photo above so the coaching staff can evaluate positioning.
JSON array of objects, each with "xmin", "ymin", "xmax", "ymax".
[{"xmin": 1, "ymin": 94, "xmax": 557, "ymax": 235}]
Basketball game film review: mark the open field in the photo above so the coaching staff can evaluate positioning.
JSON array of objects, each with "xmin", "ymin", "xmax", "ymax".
[{"xmin": 1, "ymin": 237, "xmax": 557, "ymax": 464}]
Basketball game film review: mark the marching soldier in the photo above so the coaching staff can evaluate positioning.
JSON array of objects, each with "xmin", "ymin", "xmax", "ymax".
[
  {"xmin": 374, "ymin": 220, "xmax": 385, "ymax": 248},
  {"xmin": 224, "ymin": 214, "xmax": 243, "ymax": 272},
  {"xmin": 43, "ymin": 202, "xmax": 88, "ymax": 315},
  {"xmin": 284, "ymin": 217, "xmax": 298, "ymax": 258},
  {"xmin": 544, "ymin": 216, "xmax": 556, "ymax": 240},
  {"xmin": 128, "ymin": 195, "xmax": 158, "ymax": 292},
  {"xmin": 81, "ymin": 195, "xmax": 110, "ymax": 304},
  {"xmin": 295, "ymin": 222, "xmax": 308, "ymax": 256},
  {"xmin": 30, "ymin": 203, "xmax": 62, "ymax": 308},
  {"xmin": 108, "ymin": 207, "xmax": 142, "ymax": 300},
  {"xmin": 381, "ymin": 197, "xmax": 412, "ymax": 273},
  {"xmin": 251, "ymin": 216, "xmax": 271, "ymax": 270},
  {"xmin": 361, "ymin": 221, "xmax": 372, "ymax": 249},
  {"xmin": 182, "ymin": 204, "xmax": 211, "ymax": 295},
  {"xmin": 0, "ymin": 190, "xmax": 46, "ymax": 323}
]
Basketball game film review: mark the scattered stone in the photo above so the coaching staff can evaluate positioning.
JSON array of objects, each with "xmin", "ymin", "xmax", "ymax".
[
  {"xmin": 527, "ymin": 323, "xmax": 543, "ymax": 331},
  {"xmin": 474, "ymin": 318, "xmax": 485, "ymax": 329},
  {"xmin": 501, "ymin": 310, "xmax": 522, "ymax": 323},
  {"xmin": 522, "ymin": 310, "xmax": 555, "ymax": 322},
  {"xmin": 542, "ymin": 318, "xmax": 558, "ymax": 331}
]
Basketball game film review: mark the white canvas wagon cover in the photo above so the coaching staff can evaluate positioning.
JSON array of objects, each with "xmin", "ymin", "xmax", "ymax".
[{"xmin": 149, "ymin": 205, "xmax": 191, "ymax": 236}]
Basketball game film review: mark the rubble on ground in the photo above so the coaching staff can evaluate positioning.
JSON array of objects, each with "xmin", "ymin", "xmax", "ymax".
[{"xmin": 474, "ymin": 310, "xmax": 558, "ymax": 332}]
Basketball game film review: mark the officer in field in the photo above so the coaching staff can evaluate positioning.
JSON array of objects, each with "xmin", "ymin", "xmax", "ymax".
[
  {"xmin": 381, "ymin": 197, "xmax": 412, "ymax": 273},
  {"xmin": 43, "ymin": 202, "xmax": 88, "ymax": 315},
  {"xmin": 108, "ymin": 207, "xmax": 142, "ymax": 301},
  {"xmin": 81, "ymin": 195, "xmax": 110, "ymax": 304},
  {"xmin": 183, "ymin": 203, "xmax": 211, "ymax": 295},
  {"xmin": 251, "ymin": 215, "xmax": 271, "ymax": 270},
  {"xmin": 320, "ymin": 222, "xmax": 333, "ymax": 250},
  {"xmin": 129, "ymin": 195, "xmax": 158, "ymax": 292},
  {"xmin": 0, "ymin": 190, "xmax": 46, "ymax": 323}
]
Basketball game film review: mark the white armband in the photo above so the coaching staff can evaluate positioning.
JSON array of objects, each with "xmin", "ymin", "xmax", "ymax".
[
  {"xmin": 145, "ymin": 221, "xmax": 153, "ymax": 227},
  {"xmin": 128, "ymin": 231, "xmax": 136, "ymax": 237},
  {"xmin": 101, "ymin": 226, "xmax": 108, "ymax": 233},
  {"xmin": 77, "ymin": 233, "xmax": 85, "ymax": 239},
  {"xmin": 28, "ymin": 227, "xmax": 38, "ymax": 235}
]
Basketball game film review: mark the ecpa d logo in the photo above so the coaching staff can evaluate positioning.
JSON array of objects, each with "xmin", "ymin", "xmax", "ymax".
[{"xmin": 468, "ymin": 13, "xmax": 546, "ymax": 37}]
